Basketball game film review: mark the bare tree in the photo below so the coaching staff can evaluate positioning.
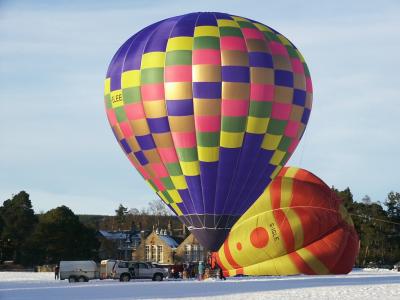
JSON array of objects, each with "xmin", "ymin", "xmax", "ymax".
[
  {"xmin": 128, "ymin": 208, "xmax": 140, "ymax": 215},
  {"xmin": 362, "ymin": 195, "xmax": 372, "ymax": 205},
  {"xmin": 147, "ymin": 199, "xmax": 172, "ymax": 216}
]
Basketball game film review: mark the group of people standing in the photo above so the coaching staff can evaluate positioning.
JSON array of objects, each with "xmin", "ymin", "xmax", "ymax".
[{"xmin": 179, "ymin": 259, "xmax": 226, "ymax": 281}]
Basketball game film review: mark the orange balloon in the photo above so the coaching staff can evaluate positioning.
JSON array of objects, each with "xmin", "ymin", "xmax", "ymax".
[{"xmin": 215, "ymin": 167, "xmax": 359, "ymax": 276}]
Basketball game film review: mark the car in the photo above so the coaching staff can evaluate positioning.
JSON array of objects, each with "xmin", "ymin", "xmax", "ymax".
[{"xmin": 110, "ymin": 261, "xmax": 168, "ymax": 282}]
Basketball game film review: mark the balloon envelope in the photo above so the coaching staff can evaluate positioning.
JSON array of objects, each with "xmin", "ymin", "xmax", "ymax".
[
  {"xmin": 215, "ymin": 167, "xmax": 359, "ymax": 275},
  {"xmin": 104, "ymin": 12, "xmax": 313, "ymax": 250}
]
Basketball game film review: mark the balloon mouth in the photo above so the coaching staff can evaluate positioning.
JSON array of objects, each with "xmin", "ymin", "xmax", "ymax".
[{"xmin": 179, "ymin": 215, "xmax": 240, "ymax": 251}]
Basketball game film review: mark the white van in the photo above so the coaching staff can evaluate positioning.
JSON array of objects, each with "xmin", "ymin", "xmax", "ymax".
[{"xmin": 59, "ymin": 260, "xmax": 99, "ymax": 282}]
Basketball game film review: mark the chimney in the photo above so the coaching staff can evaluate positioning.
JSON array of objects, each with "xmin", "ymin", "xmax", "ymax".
[
  {"xmin": 182, "ymin": 223, "xmax": 187, "ymax": 237},
  {"xmin": 167, "ymin": 220, "xmax": 172, "ymax": 236}
]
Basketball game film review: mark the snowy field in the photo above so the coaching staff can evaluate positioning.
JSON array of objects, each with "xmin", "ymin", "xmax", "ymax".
[{"xmin": 0, "ymin": 269, "xmax": 399, "ymax": 300}]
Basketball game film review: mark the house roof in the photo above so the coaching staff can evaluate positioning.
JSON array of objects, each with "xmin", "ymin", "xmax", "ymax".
[
  {"xmin": 159, "ymin": 235, "xmax": 179, "ymax": 248},
  {"xmin": 98, "ymin": 230, "xmax": 141, "ymax": 241}
]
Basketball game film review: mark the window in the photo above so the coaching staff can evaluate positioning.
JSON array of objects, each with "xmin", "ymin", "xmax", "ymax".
[
  {"xmin": 138, "ymin": 263, "xmax": 148, "ymax": 269},
  {"xmin": 151, "ymin": 245, "xmax": 157, "ymax": 262},
  {"xmin": 145, "ymin": 245, "xmax": 150, "ymax": 261},
  {"xmin": 185, "ymin": 245, "xmax": 191, "ymax": 262},
  {"xmin": 157, "ymin": 245, "xmax": 163, "ymax": 263},
  {"xmin": 199, "ymin": 245, "xmax": 204, "ymax": 261},
  {"xmin": 193, "ymin": 244, "xmax": 199, "ymax": 262}
]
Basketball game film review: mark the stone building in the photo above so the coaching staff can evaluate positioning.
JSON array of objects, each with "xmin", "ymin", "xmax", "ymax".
[
  {"xmin": 133, "ymin": 227, "xmax": 207, "ymax": 265},
  {"xmin": 97, "ymin": 229, "xmax": 142, "ymax": 260},
  {"xmin": 175, "ymin": 233, "xmax": 207, "ymax": 264},
  {"xmin": 133, "ymin": 228, "xmax": 180, "ymax": 264},
  {"xmin": 98, "ymin": 219, "xmax": 207, "ymax": 265}
]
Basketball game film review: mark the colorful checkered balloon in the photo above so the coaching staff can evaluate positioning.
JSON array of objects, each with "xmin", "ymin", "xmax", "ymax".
[{"xmin": 104, "ymin": 12, "xmax": 313, "ymax": 251}]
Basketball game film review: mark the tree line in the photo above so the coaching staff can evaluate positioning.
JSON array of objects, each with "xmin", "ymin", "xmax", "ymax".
[
  {"xmin": 0, "ymin": 189, "xmax": 399, "ymax": 267},
  {"xmin": 0, "ymin": 191, "xmax": 99, "ymax": 266},
  {"xmin": 0, "ymin": 192, "xmax": 179, "ymax": 266},
  {"xmin": 335, "ymin": 188, "xmax": 400, "ymax": 267}
]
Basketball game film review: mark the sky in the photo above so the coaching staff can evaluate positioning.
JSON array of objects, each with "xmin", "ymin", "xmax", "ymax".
[{"xmin": 0, "ymin": 0, "xmax": 399, "ymax": 215}]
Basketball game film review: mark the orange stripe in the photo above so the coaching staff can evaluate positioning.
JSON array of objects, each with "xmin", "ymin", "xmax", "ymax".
[
  {"xmin": 279, "ymin": 166, "xmax": 289, "ymax": 178},
  {"xmin": 289, "ymin": 252, "xmax": 316, "ymax": 275},
  {"xmin": 292, "ymin": 206, "xmax": 318, "ymax": 247},
  {"xmin": 294, "ymin": 168, "xmax": 309, "ymax": 181},
  {"xmin": 215, "ymin": 252, "xmax": 228, "ymax": 273},
  {"xmin": 290, "ymin": 180, "xmax": 323, "ymax": 247},
  {"xmin": 273, "ymin": 209, "xmax": 295, "ymax": 253},
  {"xmin": 330, "ymin": 226, "xmax": 359, "ymax": 274},
  {"xmin": 236, "ymin": 267, "xmax": 244, "ymax": 275},
  {"xmin": 223, "ymin": 236, "xmax": 242, "ymax": 270},
  {"xmin": 270, "ymin": 177, "xmax": 282, "ymax": 210},
  {"xmin": 305, "ymin": 227, "xmax": 344, "ymax": 271}
]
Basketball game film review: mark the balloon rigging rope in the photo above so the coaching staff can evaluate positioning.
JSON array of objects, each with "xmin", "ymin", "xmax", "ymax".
[{"xmin": 349, "ymin": 214, "xmax": 400, "ymax": 226}]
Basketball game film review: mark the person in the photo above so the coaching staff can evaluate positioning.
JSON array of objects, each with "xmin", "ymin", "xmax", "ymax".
[
  {"xmin": 204, "ymin": 267, "xmax": 210, "ymax": 279},
  {"xmin": 215, "ymin": 262, "xmax": 226, "ymax": 280},
  {"xmin": 54, "ymin": 265, "xmax": 60, "ymax": 280},
  {"xmin": 183, "ymin": 265, "xmax": 189, "ymax": 279},
  {"xmin": 187, "ymin": 263, "xmax": 193, "ymax": 278},
  {"xmin": 198, "ymin": 261, "xmax": 204, "ymax": 280},
  {"xmin": 128, "ymin": 263, "xmax": 135, "ymax": 278}
]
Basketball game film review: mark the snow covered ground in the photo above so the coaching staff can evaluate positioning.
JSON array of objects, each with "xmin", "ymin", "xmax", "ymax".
[{"xmin": 0, "ymin": 269, "xmax": 399, "ymax": 300}]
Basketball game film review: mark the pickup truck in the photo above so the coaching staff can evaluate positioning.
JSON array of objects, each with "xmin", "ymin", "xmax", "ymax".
[{"xmin": 109, "ymin": 260, "xmax": 168, "ymax": 282}]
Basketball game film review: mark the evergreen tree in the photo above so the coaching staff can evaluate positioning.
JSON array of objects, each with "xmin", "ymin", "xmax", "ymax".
[
  {"xmin": 0, "ymin": 191, "xmax": 37, "ymax": 263},
  {"xmin": 385, "ymin": 191, "xmax": 400, "ymax": 221},
  {"xmin": 29, "ymin": 206, "xmax": 99, "ymax": 264},
  {"xmin": 384, "ymin": 191, "xmax": 400, "ymax": 264},
  {"xmin": 115, "ymin": 204, "xmax": 128, "ymax": 229},
  {"xmin": 335, "ymin": 187, "xmax": 355, "ymax": 212},
  {"xmin": 334, "ymin": 188, "xmax": 397, "ymax": 266}
]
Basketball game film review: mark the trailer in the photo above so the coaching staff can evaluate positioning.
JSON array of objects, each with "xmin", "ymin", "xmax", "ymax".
[{"xmin": 59, "ymin": 260, "xmax": 99, "ymax": 282}]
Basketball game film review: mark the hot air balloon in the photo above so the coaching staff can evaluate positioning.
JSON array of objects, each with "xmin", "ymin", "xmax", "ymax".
[
  {"xmin": 215, "ymin": 167, "xmax": 359, "ymax": 276},
  {"xmin": 104, "ymin": 12, "xmax": 313, "ymax": 251}
]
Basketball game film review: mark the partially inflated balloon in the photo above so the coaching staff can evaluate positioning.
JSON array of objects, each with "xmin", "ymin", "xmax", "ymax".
[
  {"xmin": 216, "ymin": 167, "xmax": 359, "ymax": 275},
  {"xmin": 104, "ymin": 12, "xmax": 312, "ymax": 250}
]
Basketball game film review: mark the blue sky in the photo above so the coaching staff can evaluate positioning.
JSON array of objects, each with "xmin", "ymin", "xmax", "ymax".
[{"xmin": 1, "ymin": 0, "xmax": 399, "ymax": 215}]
